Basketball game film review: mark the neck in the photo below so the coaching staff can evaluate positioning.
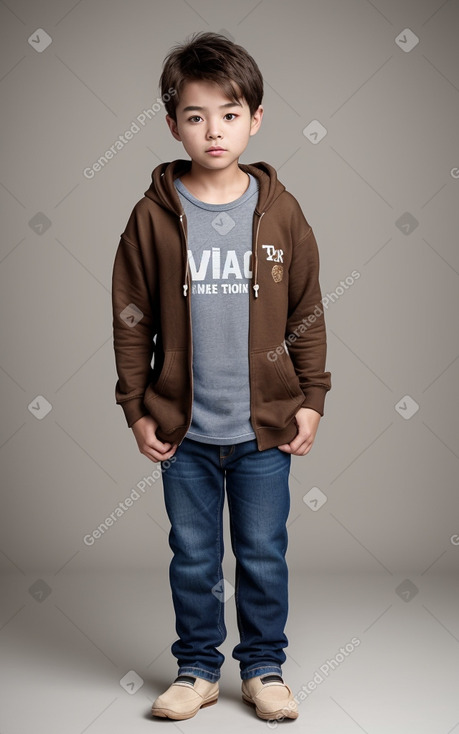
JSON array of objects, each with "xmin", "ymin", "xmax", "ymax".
[{"xmin": 181, "ymin": 161, "xmax": 249, "ymax": 204}]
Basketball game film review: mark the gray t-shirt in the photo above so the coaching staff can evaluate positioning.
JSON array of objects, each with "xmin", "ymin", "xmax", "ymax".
[{"xmin": 174, "ymin": 173, "xmax": 258, "ymax": 445}]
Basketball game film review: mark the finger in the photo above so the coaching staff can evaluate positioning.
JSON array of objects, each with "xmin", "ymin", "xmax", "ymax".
[
  {"xmin": 148, "ymin": 439, "xmax": 173, "ymax": 454},
  {"xmin": 299, "ymin": 438, "xmax": 314, "ymax": 456},
  {"xmin": 291, "ymin": 437, "xmax": 315, "ymax": 456},
  {"xmin": 289, "ymin": 433, "xmax": 310, "ymax": 453},
  {"xmin": 142, "ymin": 438, "xmax": 174, "ymax": 458},
  {"xmin": 143, "ymin": 447, "xmax": 175, "ymax": 463},
  {"xmin": 278, "ymin": 434, "xmax": 310, "ymax": 453}
]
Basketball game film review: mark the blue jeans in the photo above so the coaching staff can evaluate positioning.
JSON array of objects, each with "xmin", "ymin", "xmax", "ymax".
[{"xmin": 161, "ymin": 437, "xmax": 291, "ymax": 682}]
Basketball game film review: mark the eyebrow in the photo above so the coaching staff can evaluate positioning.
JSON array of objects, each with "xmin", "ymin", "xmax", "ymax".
[{"xmin": 182, "ymin": 102, "xmax": 242, "ymax": 112}]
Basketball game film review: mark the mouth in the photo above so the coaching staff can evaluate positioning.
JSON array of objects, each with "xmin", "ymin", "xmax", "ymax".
[{"xmin": 206, "ymin": 147, "xmax": 226, "ymax": 153}]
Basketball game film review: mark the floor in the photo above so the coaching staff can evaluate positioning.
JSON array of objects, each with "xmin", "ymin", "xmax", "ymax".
[{"xmin": 0, "ymin": 570, "xmax": 457, "ymax": 733}]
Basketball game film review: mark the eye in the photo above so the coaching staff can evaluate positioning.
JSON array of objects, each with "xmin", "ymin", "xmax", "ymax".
[
  {"xmin": 224, "ymin": 113, "xmax": 237, "ymax": 121},
  {"xmin": 188, "ymin": 115, "xmax": 202, "ymax": 123}
]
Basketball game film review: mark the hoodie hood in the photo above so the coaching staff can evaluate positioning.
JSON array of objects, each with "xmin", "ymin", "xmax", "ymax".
[{"xmin": 144, "ymin": 159, "xmax": 285, "ymax": 215}]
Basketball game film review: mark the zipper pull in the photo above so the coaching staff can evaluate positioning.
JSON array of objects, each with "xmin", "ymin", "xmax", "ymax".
[
  {"xmin": 183, "ymin": 283, "xmax": 188, "ymax": 296},
  {"xmin": 253, "ymin": 284, "xmax": 259, "ymax": 298}
]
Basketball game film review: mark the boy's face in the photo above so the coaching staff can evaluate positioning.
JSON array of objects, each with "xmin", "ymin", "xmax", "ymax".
[{"xmin": 166, "ymin": 80, "xmax": 263, "ymax": 171}]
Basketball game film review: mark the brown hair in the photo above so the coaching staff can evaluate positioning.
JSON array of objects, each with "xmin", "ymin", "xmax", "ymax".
[{"xmin": 159, "ymin": 32, "xmax": 264, "ymax": 120}]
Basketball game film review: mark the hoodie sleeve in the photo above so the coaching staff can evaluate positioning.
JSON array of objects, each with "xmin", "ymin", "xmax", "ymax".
[
  {"xmin": 111, "ymin": 222, "xmax": 157, "ymax": 428},
  {"xmin": 285, "ymin": 223, "xmax": 332, "ymax": 415}
]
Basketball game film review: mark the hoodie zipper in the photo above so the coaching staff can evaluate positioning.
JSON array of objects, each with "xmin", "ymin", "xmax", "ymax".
[
  {"xmin": 253, "ymin": 210, "xmax": 265, "ymax": 298},
  {"xmin": 178, "ymin": 213, "xmax": 193, "ymax": 444},
  {"xmin": 181, "ymin": 213, "xmax": 190, "ymax": 297},
  {"xmin": 248, "ymin": 208, "xmax": 265, "ymax": 447}
]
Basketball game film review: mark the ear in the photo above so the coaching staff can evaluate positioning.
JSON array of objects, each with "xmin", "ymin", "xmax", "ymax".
[
  {"xmin": 165, "ymin": 114, "xmax": 182, "ymax": 142},
  {"xmin": 249, "ymin": 105, "xmax": 264, "ymax": 137}
]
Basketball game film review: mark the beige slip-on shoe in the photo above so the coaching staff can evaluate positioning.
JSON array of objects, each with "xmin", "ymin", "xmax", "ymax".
[
  {"xmin": 242, "ymin": 673, "xmax": 298, "ymax": 721},
  {"xmin": 151, "ymin": 675, "xmax": 219, "ymax": 720}
]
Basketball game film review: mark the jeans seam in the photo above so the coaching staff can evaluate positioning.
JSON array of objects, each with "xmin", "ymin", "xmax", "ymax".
[
  {"xmin": 216, "ymin": 475, "xmax": 225, "ymax": 643},
  {"xmin": 227, "ymin": 491, "xmax": 245, "ymax": 644},
  {"xmin": 219, "ymin": 444, "xmax": 235, "ymax": 466}
]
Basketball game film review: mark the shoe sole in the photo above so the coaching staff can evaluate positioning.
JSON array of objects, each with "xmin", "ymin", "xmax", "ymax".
[
  {"xmin": 152, "ymin": 696, "xmax": 218, "ymax": 720},
  {"xmin": 242, "ymin": 694, "xmax": 299, "ymax": 721}
]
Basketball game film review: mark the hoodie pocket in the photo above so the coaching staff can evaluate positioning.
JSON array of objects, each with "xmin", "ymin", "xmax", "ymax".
[
  {"xmin": 251, "ymin": 347, "xmax": 305, "ymax": 429},
  {"xmin": 144, "ymin": 349, "xmax": 189, "ymax": 434}
]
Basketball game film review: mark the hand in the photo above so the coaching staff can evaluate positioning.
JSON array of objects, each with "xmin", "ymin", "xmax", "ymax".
[
  {"xmin": 278, "ymin": 407, "xmax": 321, "ymax": 456},
  {"xmin": 131, "ymin": 415, "xmax": 177, "ymax": 463}
]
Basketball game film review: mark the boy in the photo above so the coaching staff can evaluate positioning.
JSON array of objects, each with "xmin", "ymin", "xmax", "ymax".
[{"xmin": 111, "ymin": 32, "xmax": 331, "ymax": 722}]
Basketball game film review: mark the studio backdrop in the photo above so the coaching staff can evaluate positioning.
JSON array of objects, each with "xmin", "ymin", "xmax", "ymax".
[{"xmin": 1, "ymin": 0, "xmax": 458, "ymax": 578}]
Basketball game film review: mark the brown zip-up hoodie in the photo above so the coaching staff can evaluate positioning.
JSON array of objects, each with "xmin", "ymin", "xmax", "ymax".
[{"xmin": 112, "ymin": 159, "xmax": 331, "ymax": 451}]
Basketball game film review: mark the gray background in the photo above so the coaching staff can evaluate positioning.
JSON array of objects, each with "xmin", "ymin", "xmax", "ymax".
[{"xmin": 1, "ymin": 1, "xmax": 458, "ymax": 732}]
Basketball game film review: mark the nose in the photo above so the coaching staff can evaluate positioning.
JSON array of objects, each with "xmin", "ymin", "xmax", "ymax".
[{"xmin": 206, "ymin": 117, "xmax": 222, "ymax": 140}]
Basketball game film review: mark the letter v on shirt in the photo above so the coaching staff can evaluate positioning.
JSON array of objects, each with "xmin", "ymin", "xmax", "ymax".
[
  {"xmin": 188, "ymin": 248, "xmax": 253, "ymax": 281},
  {"xmin": 174, "ymin": 173, "xmax": 258, "ymax": 445}
]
